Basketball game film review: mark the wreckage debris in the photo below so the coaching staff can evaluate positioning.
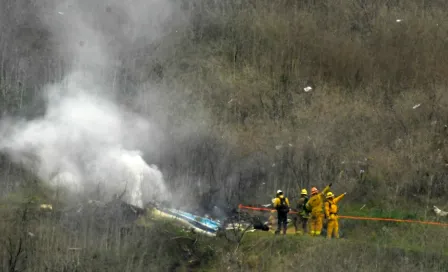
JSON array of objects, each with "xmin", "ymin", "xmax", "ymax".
[
  {"xmin": 433, "ymin": 206, "xmax": 448, "ymax": 217},
  {"xmin": 150, "ymin": 206, "xmax": 225, "ymax": 236},
  {"xmin": 59, "ymin": 199, "xmax": 146, "ymax": 233},
  {"xmin": 39, "ymin": 198, "xmax": 272, "ymax": 237},
  {"xmin": 39, "ymin": 204, "xmax": 53, "ymax": 211}
]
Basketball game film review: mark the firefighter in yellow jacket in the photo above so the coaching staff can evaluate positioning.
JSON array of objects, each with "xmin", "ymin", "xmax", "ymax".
[
  {"xmin": 272, "ymin": 190, "xmax": 290, "ymax": 235},
  {"xmin": 305, "ymin": 184, "xmax": 331, "ymax": 236},
  {"xmin": 324, "ymin": 191, "xmax": 346, "ymax": 239}
]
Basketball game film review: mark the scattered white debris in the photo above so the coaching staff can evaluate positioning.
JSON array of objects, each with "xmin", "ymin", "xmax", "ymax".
[
  {"xmin": 225, "ymin": 222, "xmax": 253, "ymax": 231},
  {"xmin": 288, "ymin": 143, "xmax": 293, "ymax": 147},
  {"xmin": 433, "ymin": 206, "xmax": 448, "ymax": 217},
  {"xmin": 272, "ymin": 163, "xmax": 276, "ymax": 167},
  {"xmin": 58, "ymin": 11, "xmax": 64, "ymax": 15},
  {"xmin": 28, "ymin": 232, "xmax": 35, "ymax": 237},
  {"xmin": 275, "ymin": 145, "xmax": 282, "ymax": 150},
  {"xmin": 39, "ymin": 204, "xmax": 53, "ymax": 211},
  {"xmin": 412, "ymin": 103, "xmax": 421, "ymax": 109},
  {"xmin": 228, "ymin": 99, "xmax": 234, "ymax": 104},
  {"xmin": 360, "ymin": 204, "xmax": 366, "ymax": 210},
  {"xmin": 304, "ymin": 86, "xmax": 312, "ymax": 92},
  {"xmin": 396, "ymin": 19, "xmax": 402, "ymax": 22},
  {"xmin": 403, "ymin": 256, "xmax": 410, "ymax": 265}
]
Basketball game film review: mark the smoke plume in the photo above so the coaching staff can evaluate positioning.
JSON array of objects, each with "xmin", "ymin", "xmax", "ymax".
[{"xmin": 0, "ymin": 0, "xmax": 179, "ymax": 207}]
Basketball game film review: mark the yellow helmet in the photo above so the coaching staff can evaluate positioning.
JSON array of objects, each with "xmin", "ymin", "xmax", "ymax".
[
  {"xmin": 326, "ymin": 192, "xmax": 334, "ymax": 198},
  {"xmin": 301, "ymin": 189, "xmax": 308, "ymax": 195}
]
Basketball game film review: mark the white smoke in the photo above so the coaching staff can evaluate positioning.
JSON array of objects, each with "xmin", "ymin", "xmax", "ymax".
[
  {"xmin": 0, "ymin": 0, "xmax": 179, "ymax": 207},
  {"xmin": 0, "ymin": 72, "xmax": 171, "ymax": 207}
]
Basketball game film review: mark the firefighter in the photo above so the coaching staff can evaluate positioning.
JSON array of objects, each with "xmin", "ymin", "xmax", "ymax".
[
  {"xmin": 305, "ymin": 184, "xmax": 332, "ymax": 236},
  {"xmin": 273, "ymin": 190, "xmax": 290, "ymax": 235},
  {"xmin": 293, "ymin": 189, "xmax": 309, "ymax": 234},
  {"xmin": 324, "ymin": 191, "xmax": 346, "ymax": 239}
]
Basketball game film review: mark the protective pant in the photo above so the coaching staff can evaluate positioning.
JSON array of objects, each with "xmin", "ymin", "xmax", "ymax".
[
  {"xmin": 301, "ymin": 217, "xmax": 308, "ymax": 233},
  {"xmin": 294, "ymin": 215, "xmax": 308, "ymax": 234},
  {"xmin": 276, "ymin": 212, "xmax": 288, "ymax": 235},
  {"xmin": 309, "ymin": 213, "xmax": 323, "ymax": 236},
  {"xmin": 327, "ymin": 218, "xmax": 339, "ymax": 238}
]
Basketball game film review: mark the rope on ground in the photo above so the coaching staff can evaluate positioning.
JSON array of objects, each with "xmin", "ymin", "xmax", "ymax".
[{"xmin": 238, "ymin": 204, "xmax": 448, "ymax": 227}]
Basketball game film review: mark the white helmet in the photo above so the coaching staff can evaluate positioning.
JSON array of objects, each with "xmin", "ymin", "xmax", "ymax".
[{"xmin": 277, "ymin": 190, "xmax": 283, "ymax": 194}]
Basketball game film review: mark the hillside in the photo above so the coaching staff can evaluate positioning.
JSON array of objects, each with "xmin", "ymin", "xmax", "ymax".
[
  {"xmin": 2, "ymin": 0, "xmax": 447, "ymax": 208},
  {"xmin": 1, "ymin": 0, "xmax": 448, "ymax": 271},
  {"xmin": 1, "ymin": 200, "xmax": 448, "ymax": 271}
]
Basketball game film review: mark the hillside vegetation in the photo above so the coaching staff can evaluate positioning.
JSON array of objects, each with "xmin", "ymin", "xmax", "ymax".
[
  {"xmin": 171, "ymin": 0, "xmax": 448, "ymax": 208},
  {"xmin": 1, "ymin": 200, "xmax": 448, "ymax": 271},
  {"xmin": 2, "ymin": 0, "xmax": 448, "ymax": 271},
  {"xmin": 162, "ymin": 0, "xmax": 448, "ymax": 204},
  {"xmin": 2, "ymin": 0, "xmax": 448, "ymax": 209}
]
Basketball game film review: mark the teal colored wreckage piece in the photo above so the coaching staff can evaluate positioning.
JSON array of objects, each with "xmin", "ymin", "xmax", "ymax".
[{"xmin": 160, "ymin": 208, "xmax": 222, "ymax": 235}]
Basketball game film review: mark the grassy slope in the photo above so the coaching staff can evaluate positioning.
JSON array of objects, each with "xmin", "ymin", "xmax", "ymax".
[
  {"xmin": 2, "ymin": 194, "xmax": 448, "ymax": 271},
  {"xmin": 4, "ymin": 0, "xmax": 448, "ymax": 271},
  {"xmin": 153, "ymin": 0, "xmax": 448, "ymax": 206},
  {"xmin": 206, "ymin": 201, "xmax": 448, "ymax": 271},
  {"xmin": 232, "ymin": 232, "xmax": 448, "ymax": 272},
  {"xmin": 143, "ymin": 205, "xmax": 448, "ymax": 271},
  {"xmin": 135, "ymin": 207, "xmax": 448, "ymax": 271}
]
